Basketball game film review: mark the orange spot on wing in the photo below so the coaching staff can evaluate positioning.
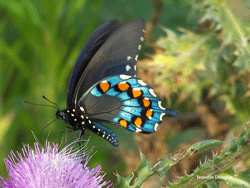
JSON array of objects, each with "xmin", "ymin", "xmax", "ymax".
[
  {"xmin": 134, "ymin": 117, "xmax": 142, "ymax": 127},
  {"xmin": 119, "ymin": 119, "xmax": 128, "ymax": 128},
  {"xmin": 100, "ymin": 81, "xmax": 110, "ymax": 93},
  {"xmin": 132, "ymin": 88, "xmax": 142, "ymax": 98},
  {"xmin": 143, "ymin": 98, "xmax": 151, "ymax": 107},
  {"xmin": 118, "ymin": 82, "xmax": 130, "ymax": 91},
  {"xmin": 146, "ymin": 109, "xmax": 153, "ymax": 118}
]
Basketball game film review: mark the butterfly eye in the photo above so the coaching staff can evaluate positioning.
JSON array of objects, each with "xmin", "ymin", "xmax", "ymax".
[{"xmin": 56, "ymin": 111, "xmax": 65, "ymax": 120}]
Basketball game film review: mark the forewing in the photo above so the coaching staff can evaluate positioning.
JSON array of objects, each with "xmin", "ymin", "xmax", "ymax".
[
  {"xmin": 67, "ymin": 20, "xmax": 119, "ymax": 108},
  {"xmin": 78, "ymin": 75, "xmax": 179, "ymax": 134},
  {"xmin": 73, "ymin": 18, "xmax": 145, "ymax": 107}
]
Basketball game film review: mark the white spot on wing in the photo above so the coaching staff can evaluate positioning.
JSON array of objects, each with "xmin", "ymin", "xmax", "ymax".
[
  {"xmin": 140, "ymin": 36, "xmax": 144, "ymax": 41},
  {"xmin": 149, "ymin": 89, "xmax": 157, "ymax": 97},
  {"xmin": 138, "ymin": 80, "xmax": 147, "ymax": 86},
  {"xmin": 120, "ymin": 75, "xmax": 131, "ymax": 79},
  {"xmin": 160, "ymin": 113, "xmax": 166, "ymax": 121},
  {"xmin": 80, "ymin": 107, "xmax": 84, "ymax": 112},
  {"xmin": 135, "ymin": 55, "xmax": 139, "ymax": 61},
  {"xmin": 133, "ymin": 87, "xmax": 140, "ymax": 91},
  {"xmin": 135, "ymin": 127, "xmax": 142, "ymax": 132},
  {"xmin": 134, "ymin": 65, "xmax": 137, "ymax": 71},
  {"xmin": 101, "ymin": 80, "xmax": 108, "ymax": 83},
  {"xmin": 142, "ymin": 29, "xmax": 146, "ymax": 33},
  {"xmin": 154, "ymin": 123, "xmax": 159, "ymax": 131},
  {"xmin": 138, "ymin": 44, "xmax": 141, "ymax": 50},
  {"xmin": 126, "ymin": 65, "xmax": 131, "ymax": 71},
  {"xmin": 127, "ymin": 56, "xmax": 132, "ymax": 61},
  {"xmin": 158, "ymin": 101, "xmax": 166, "ymax": 110},
  {"xmin": 120, "ymin": 81, "xmax": 126, "ymax": 84}
]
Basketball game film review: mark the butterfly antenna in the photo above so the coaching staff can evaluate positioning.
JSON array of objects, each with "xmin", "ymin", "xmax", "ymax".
[
  {"xmin": 24, "ymin": 100, "xmax": 59, "ymax": 110},
  {"xmin": 42, "ymin": 96, "xmax": 60, "ymax": 110}
]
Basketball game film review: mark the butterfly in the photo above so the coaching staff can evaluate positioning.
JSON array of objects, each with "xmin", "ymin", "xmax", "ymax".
[{"xmin": 56, "ymin": 18, "xmax": 179, "ymax": 147}]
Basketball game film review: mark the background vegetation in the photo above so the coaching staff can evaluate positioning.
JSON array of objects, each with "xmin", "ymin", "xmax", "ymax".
[{"xmin": 0, "ymin": 0, "xmax": 250, "ymax": 187}]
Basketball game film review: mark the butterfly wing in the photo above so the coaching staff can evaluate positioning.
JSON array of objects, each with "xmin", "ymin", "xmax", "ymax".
[
  {"xmin": 67, "ymin": 20, "xmax": 120, "ymax": 108},
  {"xmin": 78, "ymin": 75, "xmax": 179, "ymax": 133},
  {"xmin": 72, "ymin": 18, "xmax": 145, "ymax": 108}
]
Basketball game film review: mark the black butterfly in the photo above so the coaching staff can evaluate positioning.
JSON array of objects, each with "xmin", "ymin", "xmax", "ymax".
[{"xmin": 56, "ymin": 18, "xmax": 179, "ymax": 147}]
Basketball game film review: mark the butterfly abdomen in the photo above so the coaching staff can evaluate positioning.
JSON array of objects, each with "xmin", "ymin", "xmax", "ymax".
[{"xmin": 88, "ymin": 121, "xmax": 119, "ymax": 147}]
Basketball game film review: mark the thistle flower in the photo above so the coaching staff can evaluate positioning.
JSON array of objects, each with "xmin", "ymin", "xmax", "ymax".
[{"xmin": 0, "ymin": 141, "xmax": 112, "ymax": 188}]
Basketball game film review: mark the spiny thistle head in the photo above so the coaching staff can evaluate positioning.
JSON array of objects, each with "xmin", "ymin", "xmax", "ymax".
[{"xmin": 0, "ymin": 141, "xmax": 112, "ymax": 188}]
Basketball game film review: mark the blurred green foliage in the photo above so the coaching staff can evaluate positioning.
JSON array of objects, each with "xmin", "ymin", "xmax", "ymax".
[
  {"xmin": 1, "ymin": 0, "xmax": 250, "ymax": 186},
  {"xmin": 0, "ymin": 0, "xmax": 199, "ymax": 182},
  {"xmin": 117, "ymin": 125, "xmax": 250, "ymax": 187},
  {"xmin": 139, "ymin": 0, "xmax": 250, "ymax": 156}
]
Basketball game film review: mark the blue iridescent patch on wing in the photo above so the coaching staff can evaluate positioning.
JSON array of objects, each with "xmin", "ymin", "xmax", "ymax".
[
  {"xmin": 88, "ymin": 75, "xmax": 179, "ymax": 133},
  {"xmin": 122, "ymin": 107, "xmax": 143, "ymax": 116}
]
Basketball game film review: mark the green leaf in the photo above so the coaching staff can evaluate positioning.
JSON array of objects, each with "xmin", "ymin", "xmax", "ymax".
[
  {"xmin": 188, "ymin": 140, "xmax": 223, "ymax": 154},
  {"xmin": 116, "ymin": 152, "xmax": 155, "ymax": 188}
]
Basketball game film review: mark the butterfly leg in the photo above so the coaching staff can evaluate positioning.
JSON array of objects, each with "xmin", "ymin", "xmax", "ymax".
[
  {"xmin": 88, "ymin": 121, "xmax": 119, "ymax": 147},
  {"xmin": 76, "ymin": 130, "xmax": 85, "ymax": 149},
  {"xmin": 58, "ymin": 127, "xmax": 78, "ymax": 147},
  {"xmin": 78, "ymin": 130, "xmax": 85, "ymax": 141}
]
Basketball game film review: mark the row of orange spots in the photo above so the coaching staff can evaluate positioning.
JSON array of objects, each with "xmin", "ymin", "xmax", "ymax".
[
  {"xmin": 119, "ymin": 117, "xmax": 143, "ymax": 128},
  {"xmin": 100, "ymin": 80, "xmax": 143, "ymax": 99},
  {"xmin": 118, "ymin": 82, "xmax": 143, "ymax": 99},
  {"xmin": 119, "ymin": 109, "xmax": 153, "ymax": 128}
]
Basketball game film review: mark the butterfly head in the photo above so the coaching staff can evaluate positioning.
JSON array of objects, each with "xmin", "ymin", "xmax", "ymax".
[{"xmin": 56, "ymin": 110, "xmax": 66, "ymax": 120}]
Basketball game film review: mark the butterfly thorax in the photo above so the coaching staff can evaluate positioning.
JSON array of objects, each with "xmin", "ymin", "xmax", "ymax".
[{"xmin": 56, "ymin": 106, "xmax": 91, "ymax": 130}]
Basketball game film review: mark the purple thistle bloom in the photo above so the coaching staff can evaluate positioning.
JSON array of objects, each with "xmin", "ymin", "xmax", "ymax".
[{"xmin": 0, "ymin": 141, "xmax": 112, "ymax": 188}]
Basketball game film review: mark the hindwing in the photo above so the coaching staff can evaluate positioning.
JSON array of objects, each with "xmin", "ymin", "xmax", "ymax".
[{"xmin": 78, "ymin": 75, "xmax": 179, "ymax": 133}]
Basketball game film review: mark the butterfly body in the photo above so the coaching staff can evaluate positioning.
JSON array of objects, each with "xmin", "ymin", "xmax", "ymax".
[
  {"xmin": 56, "ymin": 107, "xmax": 89, "ymax": 131},
  {"xmin": 57, "ymin": 18, "xmax": 179, "ymax": 147},
  {"xmin": 56, "ymin": 107, "xmax": 119, "ymax": 146}
]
